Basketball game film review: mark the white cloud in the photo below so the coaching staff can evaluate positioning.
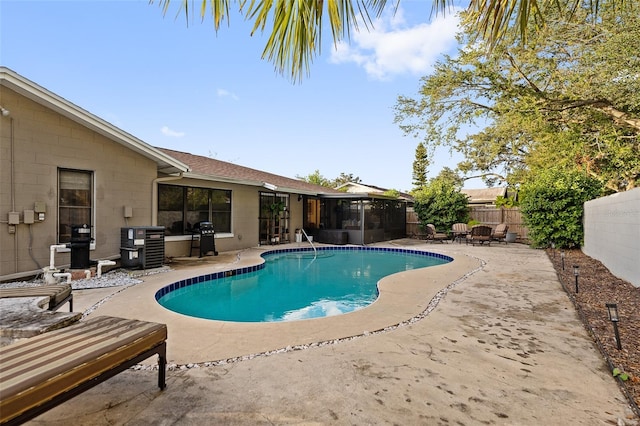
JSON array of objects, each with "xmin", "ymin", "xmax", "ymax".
[
  {"xmin": 217, "ymin": 88, "xmax": 240, "ymax": 100},
  {"xmin": 161, "ymin": 126, "xmax": 185, "ymax": 138},
  {"xmin": 330, "ymin": 7, "xmax": 461, "ymax": 80}
]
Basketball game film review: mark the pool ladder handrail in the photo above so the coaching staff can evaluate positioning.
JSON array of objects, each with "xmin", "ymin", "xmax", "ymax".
[{"xmin": 300, "ymin": 228, "xmax": 317, "ymax": 258}]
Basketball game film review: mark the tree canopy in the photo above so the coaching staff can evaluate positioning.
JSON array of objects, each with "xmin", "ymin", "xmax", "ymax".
[
  {"xmin": 297, "ymin": 169, "xmax": 331, "ymax": 187},
  {"xmin": 413, "ymin": 170, "xmax": 469, "ymax": 231},
  {"xmin": 296, "ymin": 170, "xmax": 361, "ymax": 188},
  {"xmin": 333, "ymin": 172, "xmax": 362, "ymax": 188},
  {"xmin": 394, "ymin": 3, "xmax": 640, "ymax": 192}
]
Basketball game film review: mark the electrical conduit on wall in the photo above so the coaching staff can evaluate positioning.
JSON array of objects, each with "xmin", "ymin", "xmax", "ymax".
[{"xmin": 6, "ymin": 111, "xmax": 18, "ymax": 273}]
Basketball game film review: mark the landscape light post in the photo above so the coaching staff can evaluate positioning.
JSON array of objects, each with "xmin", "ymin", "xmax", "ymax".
[
  {"xmin": 573, "ymin": 265, "xmax": 579, "ymax": 293},
  {"xmin": 606, "ymin": 303, "xmax": 622, "ymax": 350},
  {"xmin": 560, "ymin": 250, "xmax": 565, "ymax": 270}
]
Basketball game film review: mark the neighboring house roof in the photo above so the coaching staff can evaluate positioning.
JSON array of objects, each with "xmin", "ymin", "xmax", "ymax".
[
  {"xmin": 0, "ymin": 67, "xmax": 189, "ymax": 175},
  {"xmin": 337, "ymin": 182, "xmax": 415, "ymax": 202},
  {"xmin": 158, "ymin": 148, "xmax": 343, "ymax": 195},
  {"xmin": 461, "ymin": 187, "xmax": 507, "ymax": 204}
]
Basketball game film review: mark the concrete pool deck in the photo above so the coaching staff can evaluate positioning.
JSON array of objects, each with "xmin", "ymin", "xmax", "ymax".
[{"xmin": 30, "ymin": 240, "xmax": 637, "ymax": 425}]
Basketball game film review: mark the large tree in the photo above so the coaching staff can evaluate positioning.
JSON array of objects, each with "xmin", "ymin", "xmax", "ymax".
[
  {"xmin": 394, "ymin": 4, "xmax": 640, "ymax": 192},
  {"xmin": 153, "ymin": 0, "xmax": 627, "ymax": 81}
]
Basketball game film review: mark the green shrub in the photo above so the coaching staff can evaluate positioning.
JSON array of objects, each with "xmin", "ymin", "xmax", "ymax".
[
  {"xmin": 414, "ymin": 180, "xmax": 469, "ymax": 232},
  {"xmin": 520, "ymin": 169, "xmax": 602, "ymax": 248},
  {"xmin": 495, "ymin": 195, "xmax": 519, "ymax": 208}
]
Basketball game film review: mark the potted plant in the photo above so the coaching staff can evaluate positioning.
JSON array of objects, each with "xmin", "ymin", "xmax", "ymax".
[{"xmin": 269, "ymin": 201, "xmax": 285, "ymax": 216}]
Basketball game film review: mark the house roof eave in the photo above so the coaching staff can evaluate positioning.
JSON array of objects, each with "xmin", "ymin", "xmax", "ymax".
[
  {"xmin": 182, "ymin": 172, "xmax": 324, "ymax": 196},
  {"xmin": 319, "ymin": 192, "xmax": 403, "ymax": 201}
]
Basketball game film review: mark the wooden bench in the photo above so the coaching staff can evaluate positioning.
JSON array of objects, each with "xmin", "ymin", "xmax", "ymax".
[
  {"xmin": 0, "ymin": 316, "xmax": 167, "ymax": 425},
  {"xmin": 0, "ymin": 284, "xmax": 73, "ymax": 311}
]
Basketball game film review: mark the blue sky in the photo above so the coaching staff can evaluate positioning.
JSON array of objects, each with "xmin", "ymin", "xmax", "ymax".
[{"xmin": 1, "ymin": 0, "xmax": 481, "ymax": 192}]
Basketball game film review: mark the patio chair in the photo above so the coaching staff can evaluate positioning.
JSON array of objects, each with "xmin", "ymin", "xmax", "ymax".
[
  {"xmin": 0, "ymin": 283, "xmax": 73, "ymax": 311},
  {"xmin": 425, "ymin": 224, "xmax": 449, "ymax": 243},
  {"xmin": 466, "ymin": 225, "xmax": 493, "ymax": 246},
  {"xmin": 492, "ymin": 223, "xmax": 509, "ymax": 244},
  {"xmin": 451, "ymin": 223, "xmax": 468, "ymax": 243}
]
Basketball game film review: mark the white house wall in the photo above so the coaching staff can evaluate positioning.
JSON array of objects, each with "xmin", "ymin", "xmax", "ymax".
[{"xmin": 583, "ymin": 187, "xmax": 640, "ymax": 287}]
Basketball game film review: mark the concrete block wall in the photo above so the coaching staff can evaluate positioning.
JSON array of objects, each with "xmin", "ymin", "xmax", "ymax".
[
  {"xmin": 0, "ymin": 86, "xmax": 158, "ymax": 279},
  {"xmin": 583, "ymin": 187, "xmax": 640, "ymax": 287}
]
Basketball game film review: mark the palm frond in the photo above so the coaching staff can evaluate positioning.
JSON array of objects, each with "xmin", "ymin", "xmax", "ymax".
[{"xmin": 151, "ymin": 0, "xmax": 234, "ymax": 29}]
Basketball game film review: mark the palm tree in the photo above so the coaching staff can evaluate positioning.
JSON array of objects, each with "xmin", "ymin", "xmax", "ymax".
[{"xmin": 153, "ymin": 0, "xmax": 619, "ymax": 81}]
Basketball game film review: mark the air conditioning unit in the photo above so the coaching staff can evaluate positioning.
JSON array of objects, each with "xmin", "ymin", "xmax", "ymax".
[{"xmin": 120, "ymin": 226, "xmax": 165, "ymax": 269}]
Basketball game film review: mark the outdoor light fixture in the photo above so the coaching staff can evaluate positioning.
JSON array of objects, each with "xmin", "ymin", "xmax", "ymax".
[
  {"xmin": 551, "ymin": 242, "xmax": 556, "ymax": 258},
  {"xmin": 262, "ymin": 182, "xmax": 277, "ymax": 191},
  {"xmin": 0, "ymin": 106, "xmax": 10, "ymax": 117},
  {"xmin": 606, "ymin": 303, "xmax": 622, "ymax": 350},
  {"xmin": 573, "ymin": 265, "xmax": 579, "ymax": 293},
  {"xmin": 298, "ymin": 194, "xmax": 303, "ymax": 202},
  {"xmin": 560, "ymin": 250, "xmax": 565, "ymax": 270}
]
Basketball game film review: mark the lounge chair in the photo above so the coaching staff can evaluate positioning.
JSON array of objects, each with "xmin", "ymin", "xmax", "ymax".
[
  {"xmin": 0, "ymin": 283, "xmax": 73, "ymax": 311},
  {"xmin": 466, "ymin": 225, "xmax": 493, "ymax": 246},
  {"xmin": 0, "ymin": 315, "xmax": 167, "ymax": 425},
  {"xmin": 451, "ymin": 223, "xmax": 468, "ymax": 243},
  {"xmin": 425, "ymin": 224, "xmax": 449, "ymax": 243},
  {"xmin": 492, "ymin": 223, "xmax": 509, "ymax": 244}
]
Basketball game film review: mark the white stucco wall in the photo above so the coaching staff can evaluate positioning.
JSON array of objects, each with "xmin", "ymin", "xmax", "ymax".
[{"xmin": 583, "ymin": 188, "xmax": 640, "ymax": 287}]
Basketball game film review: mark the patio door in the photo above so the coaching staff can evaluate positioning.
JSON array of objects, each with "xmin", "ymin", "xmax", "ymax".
[
  {"xmin": 303, "ymin": 198, "xmax": 321, "ymax": 238},
  {"xmin": 259, "ymin": 192, "xmax": 289, "ymax": 245}
]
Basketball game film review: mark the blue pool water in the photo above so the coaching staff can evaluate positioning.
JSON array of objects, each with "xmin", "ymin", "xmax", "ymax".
[{"xmin": 156, "ymin": 247, "xmax": 451, "ymax": 322}]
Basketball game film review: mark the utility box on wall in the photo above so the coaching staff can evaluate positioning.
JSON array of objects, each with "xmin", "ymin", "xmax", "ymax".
[{"xmin": 120, "ymin": 226, "xmax": 165, "ymax": 269}]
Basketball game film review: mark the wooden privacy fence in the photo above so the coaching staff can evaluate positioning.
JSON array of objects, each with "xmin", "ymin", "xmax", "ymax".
[
  {"xmin": 468, "ymin": 206, "xmax": 528, "ymax": 242},
  {"xmin": 406, "ymin": 210, "xmax": 422, "ymax": 237},
  {"xmin": 406, "ymin": 207, "xmax": 529, "ymax": 242}
]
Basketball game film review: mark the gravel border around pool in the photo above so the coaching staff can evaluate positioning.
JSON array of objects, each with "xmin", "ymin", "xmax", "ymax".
[{"xmin": 76, "ymin": 244, "xmax": 480, "ymax": 365}]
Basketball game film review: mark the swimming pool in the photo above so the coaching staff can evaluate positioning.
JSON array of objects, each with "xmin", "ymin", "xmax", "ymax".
[{"xmin": 156, "ymin": 247, "xmax": 452, "ymax": 322}]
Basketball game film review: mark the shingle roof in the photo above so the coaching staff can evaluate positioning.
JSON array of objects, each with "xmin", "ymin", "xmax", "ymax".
[{"xmin": 158, "ymin": 148, "xmax": 342, "ymax": 195}]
